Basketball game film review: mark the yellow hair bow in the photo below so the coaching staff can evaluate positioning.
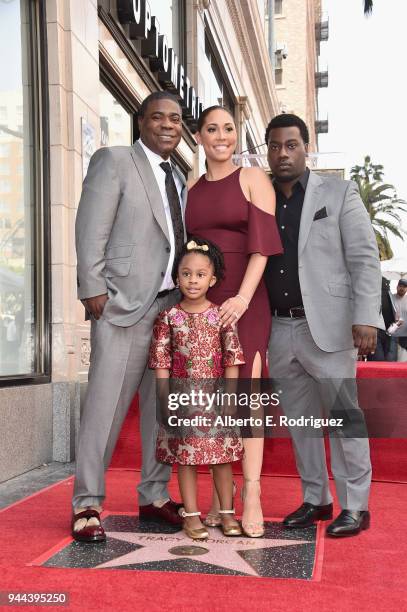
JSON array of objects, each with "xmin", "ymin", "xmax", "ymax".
[{"xmin": 186, "ymin": 240, "xmax": 209, "ymax": 252}]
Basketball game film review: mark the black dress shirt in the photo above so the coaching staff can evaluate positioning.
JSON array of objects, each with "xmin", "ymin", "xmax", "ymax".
[{"xmin": 265, "ymin": 169, "xmax": 310, "ymax": 310}]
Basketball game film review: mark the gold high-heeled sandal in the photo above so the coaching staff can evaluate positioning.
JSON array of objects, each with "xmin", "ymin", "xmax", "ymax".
[
  {"xmin": 241, "ymin": 479, "xmax": 265, "ymax": 538},
  {"xmin": 204, "ymin": 481, "xmax": 237, "ymax": 527},
  {"xmin": 181, "ymin": 510, "xmax": 209, "ymax": 540},
  {"xmin": 218, "ymin": 509, "xmax": 243, "ymax": 536}
]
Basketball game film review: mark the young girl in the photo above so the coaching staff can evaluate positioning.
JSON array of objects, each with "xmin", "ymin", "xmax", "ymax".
[{"xmin": 149, "ymin": 238, "xmax": 245, "ymax": 540}]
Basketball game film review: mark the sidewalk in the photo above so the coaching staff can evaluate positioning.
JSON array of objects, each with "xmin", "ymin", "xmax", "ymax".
[{"xmin": 0, "ymin": 462, "xmax": 75, "ymax": 510}]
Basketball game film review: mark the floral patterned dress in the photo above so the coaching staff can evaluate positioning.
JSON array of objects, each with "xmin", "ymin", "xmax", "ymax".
[{"xmin": 149, "ymin": 303, "xmax": 245, "ymax": 465}]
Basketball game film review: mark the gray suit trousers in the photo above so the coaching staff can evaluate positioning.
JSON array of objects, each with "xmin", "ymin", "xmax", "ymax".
[
  {"xmin": 268, "ymin": 317, "xmax": 371, "ymax": 510},
  {"xmin": 72, "ymin": 293, "xmax": 178, "ymax": 509}
]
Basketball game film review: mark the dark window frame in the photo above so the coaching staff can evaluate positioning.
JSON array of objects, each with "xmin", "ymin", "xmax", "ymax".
[
  {"xmin": 275, "ymin": 53, "xmax": 283, "ymax": 85},
  {"xmin": 203, "ymin": 18, "xmax": 235, "ymax": 114},
  {"xmin": 176, "ymin": 0, "xmax": 187, "ymax": 66},
  {"xmin": 275, "ymin": 0, "xmax": 283, "ymax": 15},
  {"xmin": 0, "ymin": 0, "xmax": 51, "ymax": 388},
  {"xmin": 100, "ymin": 60, "xmax": 138, "ymax": 143}
]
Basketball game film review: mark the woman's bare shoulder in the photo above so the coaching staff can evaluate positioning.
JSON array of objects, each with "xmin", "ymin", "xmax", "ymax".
[{"xmin": 240, "ymin": 167, "xmax": 275, "ymax": 212}]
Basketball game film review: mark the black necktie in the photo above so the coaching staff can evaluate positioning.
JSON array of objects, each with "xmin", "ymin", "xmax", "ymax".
[{"xmin": 159, "ymin": 162, "xmax": 184, "ymax": 259}]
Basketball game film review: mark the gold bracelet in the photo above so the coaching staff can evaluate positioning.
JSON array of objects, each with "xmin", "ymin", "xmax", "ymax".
[{"xmin": 236, "ymin": 294, "xmax": 249, "ymax": 310}]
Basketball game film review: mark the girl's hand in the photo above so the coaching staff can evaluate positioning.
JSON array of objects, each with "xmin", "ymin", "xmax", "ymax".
[{"xmin": 219, "ymin": 295, "xmax": 248, "ymax": 327}]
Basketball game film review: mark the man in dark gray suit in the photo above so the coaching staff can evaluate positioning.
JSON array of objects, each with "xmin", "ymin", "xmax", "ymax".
[
  {"xmin": 265, "ymin": 114, "xmax": 381, "ymax": 537},
  {"xmin": 72, "ymin": 92, "xmax": 186, "ymax": 542}
]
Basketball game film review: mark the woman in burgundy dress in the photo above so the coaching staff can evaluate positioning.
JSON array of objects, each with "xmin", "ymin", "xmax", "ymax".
[{"xmin": 186, "ymin": 106, "xmax": 283, "ymax": 536}]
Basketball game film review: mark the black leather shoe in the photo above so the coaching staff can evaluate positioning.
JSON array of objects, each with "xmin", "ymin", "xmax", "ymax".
[
  {"xmin": 283, "ymin": 502, "xmax": 333, "ymax": 528},
  {"xmin": 326, "ymin": 510, "xmax": 370, "ymax": 537}
]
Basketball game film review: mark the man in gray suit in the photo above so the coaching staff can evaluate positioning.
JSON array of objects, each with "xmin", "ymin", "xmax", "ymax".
[
  {"xmin": 265, "ymin": 114, "xmax": 381, "ymax": 537},
  {"xmin": 72, "ymin": 91, "xmax": 186, "ymax": 542}
]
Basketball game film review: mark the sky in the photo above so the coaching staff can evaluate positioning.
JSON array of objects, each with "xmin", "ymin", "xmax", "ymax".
[{"xmin": 318, "ymin": 0, "xmax": 407, "ymax": 260}]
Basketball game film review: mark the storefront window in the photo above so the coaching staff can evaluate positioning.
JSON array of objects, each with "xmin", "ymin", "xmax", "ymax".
[
  {"xmin": 99, "ymin": 82, "xmax": 133, "ymax": 146},
  {"xmin": 0, "ymin": 0, "xmax": 45, "ymax": 378}
]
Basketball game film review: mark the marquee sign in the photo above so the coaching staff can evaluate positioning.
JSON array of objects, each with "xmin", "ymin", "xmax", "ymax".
[{"xmin": 117, "ymin": 0, "xmax": 203, "ymax": 126}]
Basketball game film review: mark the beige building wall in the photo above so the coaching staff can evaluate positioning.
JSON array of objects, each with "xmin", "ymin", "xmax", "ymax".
[
  {"xmin": 187, "ymin": 0, "xmax": 279, "ymax": 174},
  {"xmin": 0, "ymin": 0, "xmax": 280, "ymax": 482},
  {"xmin": 47, "ymin": 0, "xmax": 99, "ymax": 385},
  {"xmin": 208, "ymin": 0, "xmax": 279, "ymax": 147},
  {"xmin": 273, "ymin": 0, "xmax": 320, "ymax": 151},
  {"xmin": 45, "ymin": 0, "xmax": 100, "ymax": 466}
]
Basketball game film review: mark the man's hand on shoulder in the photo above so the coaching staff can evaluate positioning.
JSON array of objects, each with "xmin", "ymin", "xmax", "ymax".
[
  {"xmin": 352, "ymin": 325, "xmax": 377, "ymax": 356},
  {"xmin": 83, "ymin": 294, "xmax": 109, "ymax": 319}
]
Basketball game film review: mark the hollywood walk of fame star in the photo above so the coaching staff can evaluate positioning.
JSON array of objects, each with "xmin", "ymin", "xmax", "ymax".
[{"xmin": 96, "ymin": 529, "xmax": 310, "ymax": 577}]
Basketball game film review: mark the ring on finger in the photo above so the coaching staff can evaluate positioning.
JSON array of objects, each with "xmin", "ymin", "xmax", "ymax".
[{"xmin": 233, "ymin": 311, "xmax": 239, "ymax": 319}]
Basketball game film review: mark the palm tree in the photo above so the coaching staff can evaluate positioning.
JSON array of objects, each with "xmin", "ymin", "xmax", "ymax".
[
  {"xmin": 351, "ymin": 156, "xmax": 407, "ymax": 260},
  {"xmin": 364, "ymin": 0, "xmax": 373, "ymax": 16}
]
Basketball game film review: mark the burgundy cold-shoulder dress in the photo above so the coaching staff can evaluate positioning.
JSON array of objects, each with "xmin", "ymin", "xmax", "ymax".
[{"xmin": 186, "ymin": 167, "xmax": 283, "ymax": 378}]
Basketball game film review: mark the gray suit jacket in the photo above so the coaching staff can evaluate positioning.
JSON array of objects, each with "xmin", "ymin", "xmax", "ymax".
[
  {"xmin": 75, "ymin": 141, "xmax": 186, "ymax": 327},
  {"xmin": 298, "ymin": 171, "xmax": 382, "ymax": 352}
]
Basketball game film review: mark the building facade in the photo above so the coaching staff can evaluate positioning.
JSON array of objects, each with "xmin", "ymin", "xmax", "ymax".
[
  {"xmin": 267, "ymin": 0, "xmax": 328, "ymax": 151},
  {"xmin": 0, "ymin": 0, "xmax": 280, "ymax": 482}
]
